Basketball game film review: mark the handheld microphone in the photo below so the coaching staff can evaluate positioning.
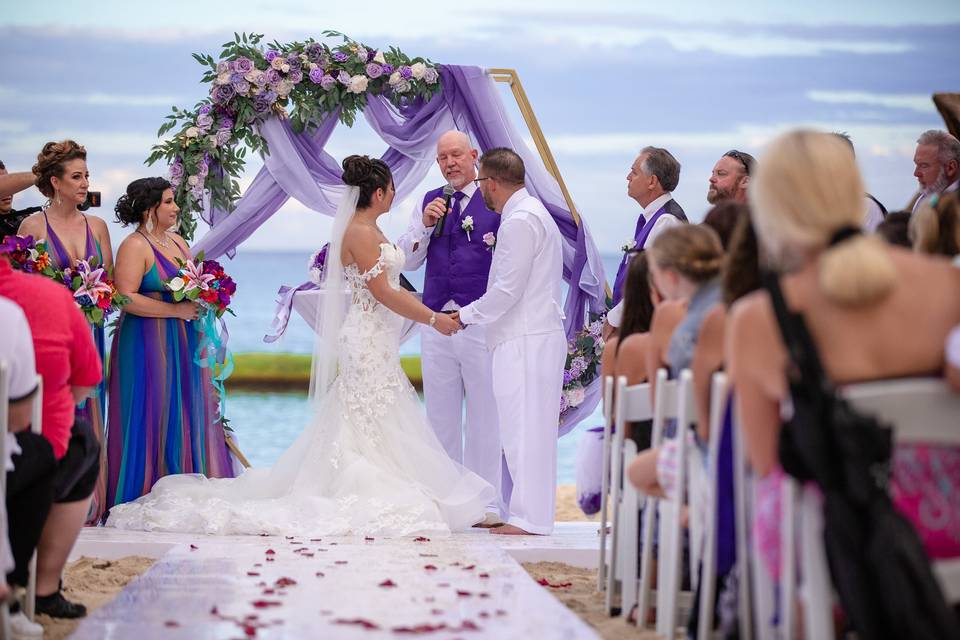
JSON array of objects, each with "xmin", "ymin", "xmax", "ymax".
[{"xmin": 433, "ymin": 184, "xmax": 456, "ymax": 238}]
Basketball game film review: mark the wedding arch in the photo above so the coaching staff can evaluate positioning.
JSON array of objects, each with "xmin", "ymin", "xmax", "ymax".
[{"xmin": 147, "ymin": 32, "xmax": 608, "ymax": 433}]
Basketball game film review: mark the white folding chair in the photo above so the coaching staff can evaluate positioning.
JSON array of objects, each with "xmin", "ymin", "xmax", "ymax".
[
  {"xmin": 783, "ymin": 377, "xmax": 960, "ymax": 640},
  {"xmin": 608, "ymin": 377, "xmax": 653, "ymax": 618},
  {"xmin": 0, "ymin": 361, "xmax": 10, "ymax": 638},
  {"xmin": 25, "ymin": 375, "xmax": 42, "ymax": 622},
  {"xmin": 730, "ymin": 395, "xmax": 761, "ymax": 640},
  {"xmin": 598, "ymin": 375, "xmax": 615, "ymax": 592},
  {"xmin": 636, "ymin": 368, "xmax": 678, "ymax": 629},
  {"xmin": 696, "ymin": 372, "xmax": 729, "ymax": 640}
]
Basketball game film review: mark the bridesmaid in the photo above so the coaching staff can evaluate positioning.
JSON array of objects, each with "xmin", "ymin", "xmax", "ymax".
[
  {"xmin": 18, "ymin": 140, "xmax": 113, "ymax": 524},
  {"xmin": 106, "ymin": 177, "xmax": 235, "ymax": 509}
]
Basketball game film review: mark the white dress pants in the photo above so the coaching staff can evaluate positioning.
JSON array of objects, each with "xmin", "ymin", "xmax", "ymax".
[
  {"xmin": 491, "ymin": 331, "xmax": 566, "ymax": 534},
  {"xmin": 421, "ymin": 324, "xmax": 502, "ymax": 513}
]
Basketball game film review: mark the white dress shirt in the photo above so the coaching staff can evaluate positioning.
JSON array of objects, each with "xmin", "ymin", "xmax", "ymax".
[
  {"xmin": 459, "ymin": 188, "xmax": 565, "ymax": 348},
  {"xmin": 606, "ymin": 194, "xmax": 682, "ymax": 328},
  {"xmin": 864, "ymin": 195, "xmax": 886, "ymax": 233},
  {"xmin": 912, "ymin": 179, "xmax": 960, "ymax": 214}
]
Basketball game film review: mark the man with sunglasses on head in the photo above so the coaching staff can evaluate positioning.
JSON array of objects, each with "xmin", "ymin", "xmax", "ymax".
[
  {"xmin": 397, "ymin": 130, "xmax": 504, "ymax": 528},
  {"xmin": 707, "ymin": 149, "xmax": 755, "ymax": 205}
]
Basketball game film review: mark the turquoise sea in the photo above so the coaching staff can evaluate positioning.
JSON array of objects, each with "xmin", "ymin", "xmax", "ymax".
[{"xmin": 221, "ymin": 250, "xmax": 624, "ymax": 484}]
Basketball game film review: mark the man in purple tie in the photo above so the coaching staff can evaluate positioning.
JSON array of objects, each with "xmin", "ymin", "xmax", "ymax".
[
  {"xmin": 397, "ymin": 131, "xmax": 503, "ymax": 526},
  {"xmin": 606, "ymin": 147, "xmax": 687, "ymax": 331}
]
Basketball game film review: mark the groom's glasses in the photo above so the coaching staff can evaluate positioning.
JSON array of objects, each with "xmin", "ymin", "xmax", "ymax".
[{"xmin": 472, "ymin": 177, "xmax": 492, "ymax": 187}]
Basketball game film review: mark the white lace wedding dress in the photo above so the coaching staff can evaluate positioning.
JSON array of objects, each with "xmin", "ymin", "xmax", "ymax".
[{"xmin": 107, "ymin": 243, "xmax": 494, "ymax": 536}]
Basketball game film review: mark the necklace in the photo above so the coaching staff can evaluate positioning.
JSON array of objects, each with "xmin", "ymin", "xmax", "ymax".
[{"xmin": 149, "ymin": 231, "xmax": 171, "ymax": 248}]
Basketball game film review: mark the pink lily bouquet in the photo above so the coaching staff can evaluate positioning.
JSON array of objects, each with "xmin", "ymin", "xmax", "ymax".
[
  {"xmin": 164, "ymin": 252, "xmax": 237, "ymax": 318},
  {"xmin": 61, "ymin": 258, "xmax": 129, "ymax": 327}
]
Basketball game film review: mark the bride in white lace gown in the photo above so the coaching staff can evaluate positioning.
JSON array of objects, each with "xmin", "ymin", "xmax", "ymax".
[{"xmin": 107, "ymin": 156, "xmax": 494, "ymax": 536}]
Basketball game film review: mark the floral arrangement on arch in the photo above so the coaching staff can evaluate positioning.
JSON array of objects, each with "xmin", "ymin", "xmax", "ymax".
[
  {"xmin": 559, "ymin": 316, "xmax": 605, "ymax": 426},
  {"xmin": 145, "ymin": 31, "xmax": 441, "ymax": 240}
]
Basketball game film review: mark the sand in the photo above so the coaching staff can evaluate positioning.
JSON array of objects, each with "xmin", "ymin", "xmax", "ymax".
[{"xmin": 34, "ymin": 485, "xmax": 597, "ymax": 638}]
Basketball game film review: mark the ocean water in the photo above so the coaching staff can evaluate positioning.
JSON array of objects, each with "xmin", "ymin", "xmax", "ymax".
[{"xmin": 222, "ymin": 250, "xmax": 626, "ymax": 485}]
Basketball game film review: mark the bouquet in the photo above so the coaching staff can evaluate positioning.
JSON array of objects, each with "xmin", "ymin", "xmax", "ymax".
[
  {"xmin": 0, "ymin": 234, "xmax": 57, "ymax": 276},
  {"xmin": 559, "ymin": 317, "xmax": 605, "ymax": 425},
  {"xmin": 165, "ymin": 252, "xmax": 237, "ymax": 317},
  {"xmin": 61, "ymin": 258, "xmax": 129, "ymax": 327},
  {"xmin": 308, "ymin": 243, "xmax": 330, "ymax": 284}
]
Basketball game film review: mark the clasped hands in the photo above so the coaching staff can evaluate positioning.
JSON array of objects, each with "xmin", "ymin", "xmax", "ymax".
[{"xmin": 432, "ymin": 310, "xmax": 466, "ymax": 336}]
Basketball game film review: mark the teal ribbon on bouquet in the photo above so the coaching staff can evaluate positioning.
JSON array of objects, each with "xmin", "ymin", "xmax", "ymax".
[{"xmin": 194, "ymin": 307, "xmax": 235, "ymax": 426}]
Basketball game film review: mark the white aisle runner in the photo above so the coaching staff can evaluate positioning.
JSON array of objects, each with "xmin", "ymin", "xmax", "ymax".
[{"xmin": 70, "ymin": 525, "xmax": 599, "ymax": 639}]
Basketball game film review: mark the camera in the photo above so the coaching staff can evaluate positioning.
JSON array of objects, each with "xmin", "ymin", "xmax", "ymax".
[{"xmin": 78, "ymin": 191, "xmax": 101, "ymax": 212}]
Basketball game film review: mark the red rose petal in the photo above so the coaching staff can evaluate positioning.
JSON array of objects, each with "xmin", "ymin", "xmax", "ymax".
[
  {"xmin": 274, "ymin": 577, "xmax": 298, "ymax": 588},
  {"xmin": 364, "ymin": 536, "xmax": 375, "ymax": 541},
  {"xmin": 254, "ymin": 563, "xmax": 263, "ymax": 567},
  {"xmin": 247, "ymin": 572, "xmax": 260, "ymax": 577},
  {"xmin": 419, "ymin": 553, "xmax": 438, "ymax": 558},
  {"xmin": 479, "ymin": 572, "xmax": 490, "ymax": 579},
  {"xmin": 315, "ymin": 571, "xmax": 325, "ymax": 578},
  {"xmin": 189, "ymin": 544, "xmax": 199, "ymax": 550},
  {"xmin": 251, "ymin": 600, "xmax": 283, "ymax": 609},
  {"xmin": 335, "ymin": 560, "xmax": 348, "ymax": 565},
  {"xmin": 333, "ymin": 618, "xmax": 380, "ymax": 630},
  {"xmin": 479, "ymin": 593, "xmax": 491, "ymax": 599},
  {"xmin": 310, "ymin": 538, "xmax": 322, "ymax": 542},
  {"xmin": 413, "ymin": 536, "xmax": 431, "ymax": 542},
  {"xmin": 379, "ymin": 579, "xmax": 397, "ymax": 588},
  {"xmin": 265, "ymin": 549, "xmax": 276, "ymax": 555},
  {"xmin": 265, "ymin": 557, "xmax": 275, "ymax": 562},
  {"xmin": 479, "ymin": 611, "xmax": 490, "ymax": 618},
  {"xmin": 424, "ymin": 564, "xmax": 438, "ymax": 571},
  {"xmin": 164, "ymin": 620, "xmax": 180, "ymax": 627},
  {"xmin": 456, "ymin": 590, "xmax": 472, "ymax": 597},
  {"xmin": 462, "ymin": 564, "xmax": 476, "ymax": 570},
  {"xmin": 262, "ymin": 589, "xmax": 275, "ymax": 595}
]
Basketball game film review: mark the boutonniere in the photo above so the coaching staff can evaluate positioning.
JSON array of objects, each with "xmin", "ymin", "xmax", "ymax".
[
  {"xmin": 461, "ymin": 216, "xmax": 474, "ymax": 241},
  {"xmin": 482, "ymin": 232, "xmax": 496, "ymax": 252},
  {"xmin": 621, "ymin": 238, "xmax": 637, "ymax": 253}
]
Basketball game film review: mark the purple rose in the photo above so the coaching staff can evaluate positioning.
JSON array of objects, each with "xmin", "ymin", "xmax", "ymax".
[
  {"xmin": 423, "ymin": 67, "xmax": 439, "ymax": 84},
  {"xmin": 197, "ymin": 113, "xmax": 214, "ymax": 131},
  {"xmin": 365, "ymin": 63, "xmax": 383, "ymax": 79},
  {"xmin": 216, "ymin": 61, "xmax": 230, "ymax": 74},
  {"xmin": 286, "ymin": 55, "xmax": 301, "ymax": 72},
  {"xmin": 333, "ymin": 51, "xmax": 349, "ymax": 62},
  {"xmin": 399, "ymin": 65, "xmax": 413, "ymax": 80},
  {"xmin": 305, "ymin": 43, "xmax": 323, "ymax": 62},
  {"xmin": 265, "ymin": 68, "xmax": 281, "ymax": 85},
  {"xmin": 320, "ymin": 74, "xmax": 336, "ymax": 91},
  {"xmin": 232, "ymin": 80, "xmax": 251, "ymax": 95},
  {"xmin": 233, "ymin": 56, "xmax": 254, "ymax": 74},
  {"xmin": 358, "ymin": 48, "xmax": 371, "ymax": 62},
  {"xmin": 199, "ymin": 104, "xmax": 212, "ymax": 115},
  {"xmin": 219, "ymin": 117, "xmax": 234, "ymax": 130},
  {"xmin": 562, "ymin": 370, "xmax": 573, "ymax": 385},
  {"xmin": 381, "ymin": 63, "xmax": 394, "ymax": 74},
  {"xmin": 265, "ymin": 50, "xmax": 279, "ymax": 62},
  {"xmin": 230, "ymin": 71, "xmax": 245, "ymax": 85},
  {"xmin": 262, "ymin": 90, "xmax": 278, "ymax": 104},
  {"xmin": 212, "ymin": 83, "xmax": 236, "ymax": 105},
  {"xmin": 288, "ymin": 69, "xmax": 303, "ymax": 84},
  {"xmin": 337, "ymin": 70, "xmax": 351, "ymax": 85},
  {"xmin": 252, "ymin": 95, "xmax": 272, "ymax": 114},
  {"xmin": 215, "ymin": 129, "xmax": 232, "ymax": 146},
  {"xmin": 309, "ymin": 67, "xmax": 325, "ymax": 84},
  {"xmin": 169, "ymin": 159, "xmax": 184, "ymax": 180}
]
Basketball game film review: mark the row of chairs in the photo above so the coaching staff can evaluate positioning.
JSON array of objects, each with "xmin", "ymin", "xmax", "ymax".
[
  {"xmin": 599, "ymin": 368, "xmax": 960, "ymax": 639},
  {"xmin": 0, "ymin": 360, "xmax": 43, "ymax": 635}
]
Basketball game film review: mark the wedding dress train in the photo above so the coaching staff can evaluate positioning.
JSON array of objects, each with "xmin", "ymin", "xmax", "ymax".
[{"xmin": 107, "ymin": 243, "xmax": 494, "ymax": 536}]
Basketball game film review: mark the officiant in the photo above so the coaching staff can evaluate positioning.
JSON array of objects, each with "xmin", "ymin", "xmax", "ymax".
[{"xmin": 397, "ymin": 131, "xmax": 503, "ymax": 526}]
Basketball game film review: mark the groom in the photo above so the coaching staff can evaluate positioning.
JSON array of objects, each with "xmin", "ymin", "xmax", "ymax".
[
  {"xmin": 398, "ymin": 131, "xmax": 503, "ymax": 525},
  {"xmin": 454, "ymin": 148, "xmax": 566, "ymax": 536}
]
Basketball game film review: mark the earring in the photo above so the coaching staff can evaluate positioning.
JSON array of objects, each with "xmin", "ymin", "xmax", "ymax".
[
  {"xmin": 55, "ymin": 190, "xmax": 62, "ymax": 206},
  {"xmin": 145, "ymin": 215, "xmax": 155, "ymax": 234}
]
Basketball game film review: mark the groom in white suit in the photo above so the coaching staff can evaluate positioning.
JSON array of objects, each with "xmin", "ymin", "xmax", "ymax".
[{"xmin": 455, "ymin": 148, "xmax": 566, "ymax": 535}]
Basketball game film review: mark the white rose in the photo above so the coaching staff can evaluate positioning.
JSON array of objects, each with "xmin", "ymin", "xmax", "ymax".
[
  {"xmin": 244, "ymin": 69, "xmax": 262, "ymax": 83},
  {"xmin": 167, "ymin": 276, "xmax": 185, "ymax": 292},
  {"xmin": 280, "ymin": 63, "xmax": 290, "ymax": 73},
  {"xmin": 410, "ymin": 62, "xmax": 426, "ymax": 80},
  {"xmin": 187, "ymin": 175, "xmax": 199, "ymax": 186},
  {"xmin": 373, "ymin": 50, "xmax": 386, "ymax": 64},
  {"xmin": 308, "ymin": 62, "xmax": 318, "ymax": 70},
  {"xmin": 185, "ymin": 127, "xmax": 199, "ymax": 138},
  {"xmin": 216, "ymin": 72, "xmax": 231, "ymax": 85},
  {"xmin": 389, "ymin": 71, "xmax": 401, "ymax": 85},
  {"xmin": 270, "ymin": 57, "xmax": 285, "ymax": 71},
  {"xmin": 349, "ymin": 74, "xmax": 369, "ymax": 94},
  {"xmin": 299, "ymin": 54, "xmax": 308, "ymax": 63}
]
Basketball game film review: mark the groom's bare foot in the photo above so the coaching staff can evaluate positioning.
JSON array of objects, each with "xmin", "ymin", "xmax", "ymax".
[{"xmin": 490, "ymin": 524, "xmax": 540, "ymax": 535}]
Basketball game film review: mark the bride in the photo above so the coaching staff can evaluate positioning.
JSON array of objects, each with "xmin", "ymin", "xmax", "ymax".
[{"xmin": 107, "ymin": 156, "xmax": 495, "ymax": 536}]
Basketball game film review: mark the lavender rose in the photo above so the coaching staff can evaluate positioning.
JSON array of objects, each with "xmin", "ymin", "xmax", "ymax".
[
  {"xmin": 233, "ymin": 56, "xmax": 254, "ymax": 74},
  {"xmin": 212, "ymin": 83, "xmax": 236, "ymax": 105},
  {"xmin": 286, "ymin": 56, "xmax": 301, "ymax": 72},
  {"xmin": 381, "ymin": 63, "xmax": 394, "ymax": 75},
  {"xmin": 305, "ymin": 43, "xmax": 324, "ymax": 62},
  {"xmin": 216, "ymin": 61, "xmax": 230, "ymax": 74},
  {"xmin": 423, "ymin": 67, "xmax": 439, "ymax": 84},
  {"xmin": 199, "ymin": 104, "xmax": 212, "ymax": 115},
  {"xmin": 333, "ymin": 51, "xmax": 349, "ymax": 63},
  {"xmin": 265, "ymin": 50, "xmax": 280, "ymax": 62},
  {"xmin": 219, "ymin": 117, "xmax": 234, "ymax": 130},
  {"xmin": 399, "ymin": 65, "xmax": 413, "ymax": 80},
  {"xmin": 337, "ymin": 70, "xmax": 351, "ymax": 85},
  {"xmin": 196, "ymin": 113, "xmax": 214, "ymax": 131},
  {"xmin": 232, "ymin": 80, "xmax": 251, "ymax": 96},
  {"xmin": 309, "ymin": 66, "xmax": 325, "ymax": 84},
  {"xmin": 215, "ymin": 129, "xmax": 232, "ymax": 146},
  {"xmin": 320, "ymin": 74, "xmax": 337, "ymax": 91},
  {"xmin": 252, "ymin": 95, "xmax": 272, "ymax": 114},
  {"xmin": 365, "ymin": 63, "xmax": 383, "ymax": 79},
  {"xmin": 288, "ymin": 69, "xmax": 303, "ymax": 84},
  {"xmin": 265, "ymin": 68, "xmax": 282, "ymax": 86},
  {"xmin": 169, "ymin": 158, "xmax": 184, "ymax": 181}
]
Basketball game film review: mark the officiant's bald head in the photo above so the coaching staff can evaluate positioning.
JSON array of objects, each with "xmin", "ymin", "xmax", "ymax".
[{"xmin": 436, "ymin": 131, "xmax": 478, "ymax": 190}]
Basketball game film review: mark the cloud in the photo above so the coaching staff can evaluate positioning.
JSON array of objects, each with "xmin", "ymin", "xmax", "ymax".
[
  {"xmin": 806, "ymin": 90, "xmax": 937, "ymax": 114},
  {"xmin": 0, "ymin": 85, "xmax": 184, "ymax": 108}
]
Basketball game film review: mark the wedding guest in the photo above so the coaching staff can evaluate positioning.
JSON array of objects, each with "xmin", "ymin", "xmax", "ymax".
[
  {"xmin": 0, "ymin": 160, "xmax": 41, "ymax": 238},
  {"xmin": 606, "ymin": 147, "xmax": 687, "ymax": 333},
  {"xmin": 876, "ymin": 210, "xmax": 913, "ymax": 248},
  {"xmin": 707, "ymin": 150, "xmax": 754, "ymax": 205},
  {"xmin": 106, "ymin": 177, "xmax": 235, "ymax": 510},
  {"xmin": 0, "ymin": 254, "xmax": 102, "ymax": 619},
  {"xmin": 0, "ymin": 169, "xmax": 35, "ymax": 201},
  {"xmin": 727, "ymin": 129, "xmax": 960, "ymax": 583},
  {"xmin": 701, "ymin": 200, "xmax": 748, "ymax": 251},
  {"xmin": 832, "ymin": 133, "xmax": 888, "ymax": 231},
  {"xmin": 912, "ymin": 192, "xmax": 960, "ymax": 260},
  {"xmin": 455, "ymin": 148, "xmax": 566, "ymax": 535},
  {"xmin": 397, "ymin": 131, "xmax": 503, "ymax": 525},
  {"xmin": 17, "ymin": 140, "xmax": 113, "ymax": 524},
  {"xmin": 911, "ymin": 129, "xmax": 960, "ymax": 214},
  {"xmin": 1, "ymin": 295, "xmax": 56, "ymax": 637}
]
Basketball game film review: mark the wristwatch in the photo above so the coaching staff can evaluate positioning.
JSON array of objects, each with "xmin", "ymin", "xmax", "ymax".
[{"xmin": 428, "ymin": 312, "xmax": 437, "ymax": 327}]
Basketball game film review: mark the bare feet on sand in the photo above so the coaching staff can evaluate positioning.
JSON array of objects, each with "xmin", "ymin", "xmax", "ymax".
[{"xmin": 490, "ymin": 524, "xmax": 541, "ymax": 535}]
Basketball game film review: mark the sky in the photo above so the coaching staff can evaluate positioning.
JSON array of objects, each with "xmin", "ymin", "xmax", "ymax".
[{"xmin": 2, "ymin": 0, "xmax": 959, "ymax": 254}]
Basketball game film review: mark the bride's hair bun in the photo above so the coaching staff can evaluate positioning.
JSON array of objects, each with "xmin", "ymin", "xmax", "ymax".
[{"xmin": 341, "ymin": 155, "xmax": 393, "ymax": 209}]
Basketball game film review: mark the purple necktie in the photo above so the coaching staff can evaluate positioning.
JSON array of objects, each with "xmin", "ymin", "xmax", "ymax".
[{"xmin": 450, "ymin": 191, "xmax": 467, "ymax": 226}]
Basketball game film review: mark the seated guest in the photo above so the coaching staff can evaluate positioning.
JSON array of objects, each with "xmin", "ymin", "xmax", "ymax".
[
  {"xmin": 707, "ymin": 150, "xmax": 754, "ymax": 205},
  {"xmin": 876, "ymin": 210, "xmax": 913, "ymax": 248},
  {"xmin": 0, "ymin": 160, "xmax": 42, "ymax": 238},
  {"xmin": 1, "ymin": 295, "xmax": 55, "ymax": 638},
  {"xmin": 0, "ymin": 255, "xmax": 102, "ymax": 619},
  {"xmin": 832, "ymin": 132, "xmax": 888, "ymax": 231},
  {"xmin": 911, "ymin": 129, "xmax": 960, "ymax": 213},
  {"xmin": 728, "ymin": 129, "xmax": 960, "ymax": 583},
  {"xmin": 702, "ymin": 200, "xmax": 748, "ymax": 251},
  {"xmin": 912, "ymin": 192, "xmax": 960, "ymax": 261}
]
